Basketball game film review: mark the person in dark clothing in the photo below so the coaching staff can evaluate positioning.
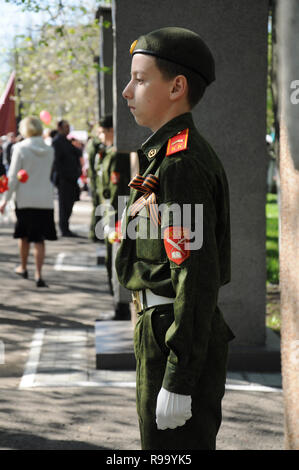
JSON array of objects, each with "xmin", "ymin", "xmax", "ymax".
[
  {"xmin": 2, "ymin": 132, "xmax": 16, "ymax": 170},
  {"xmin": 50, "ymin": 129, "xmax": 58, "ymax": 140},
  {"xmin": 51, "ymin": 120, "xmax": 82, "ymax": 237},
  {"xmin": 0, "ymin": 145, "xmax": 5, "ymax": 176}
]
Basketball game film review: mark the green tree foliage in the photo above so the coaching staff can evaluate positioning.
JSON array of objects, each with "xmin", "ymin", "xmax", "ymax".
[
  {"xmin": 5, "ymin": 0, "xmax": 112, "ymax": 129},
  {"xmin": 15, "ymin": 23, "xmax": 101, "ymax": 129}
]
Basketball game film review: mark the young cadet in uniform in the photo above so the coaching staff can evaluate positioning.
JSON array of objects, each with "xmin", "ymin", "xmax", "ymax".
[
  {"xmin": 96, "ymin": 115, "xmax": 131, "ymax": 299},
  {"xmin": 115, "ymin": 27, "xmax": 235, "ymax": 450},
  {"xmin": 86, "ymin": 124, "xmax": 105, "ymax": 241}
]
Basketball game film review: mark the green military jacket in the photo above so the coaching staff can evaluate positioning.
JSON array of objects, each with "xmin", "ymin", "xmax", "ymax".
[
  {"xmin": 87, "ymin": 137, "xmax": 102, "ymax": 194},
  {"xmin": 99, "ymin": 145, "xmax": 131, "ymax": 223},
  {"xmin": 116, "ymin": 112, "xmax": 233, "ymax": 395}
]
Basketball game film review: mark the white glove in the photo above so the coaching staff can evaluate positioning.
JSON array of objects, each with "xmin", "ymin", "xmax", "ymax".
[
  {"xmin": 103, "ymin": 224, "xmax": 113, "ymax": 237},
  {"xmin": 156, "ymin": 387, "xmax": 192, "ymax": 430}
]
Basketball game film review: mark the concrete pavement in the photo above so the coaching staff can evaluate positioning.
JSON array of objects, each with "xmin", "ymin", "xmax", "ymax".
[{"xmin": 0, "ymin": 193, "xmax": 284, "ymax": 450}]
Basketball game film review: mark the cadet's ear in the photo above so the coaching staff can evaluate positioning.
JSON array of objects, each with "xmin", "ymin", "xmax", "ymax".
[{"xmin": 169, "ymin": 75, "xmax": 188, "ymax": 102}]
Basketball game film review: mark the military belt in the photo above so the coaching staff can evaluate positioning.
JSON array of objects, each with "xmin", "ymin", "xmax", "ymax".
[{"xmin": 132, "ymin": 289, "xmax": 175, "ymax": 313}]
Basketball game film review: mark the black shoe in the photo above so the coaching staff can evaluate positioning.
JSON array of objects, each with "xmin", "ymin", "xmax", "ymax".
[
  {"xmin": 14, "ymin": 268, "xmax": 28, "ymax": 279},
  {"xmin": 36, "ymin": 278, "xmax": 48, "ymax": 288}
]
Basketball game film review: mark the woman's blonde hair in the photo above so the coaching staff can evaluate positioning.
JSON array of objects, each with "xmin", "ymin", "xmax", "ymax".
[{"xmin": 19, "ymin": 116, "xmax": 43, "ymax": 138}]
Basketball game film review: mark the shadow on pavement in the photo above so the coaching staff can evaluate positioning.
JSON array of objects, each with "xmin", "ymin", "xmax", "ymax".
[{"xmin": 0, "ymin": 430, "xmax": 108, "ymax": 450}]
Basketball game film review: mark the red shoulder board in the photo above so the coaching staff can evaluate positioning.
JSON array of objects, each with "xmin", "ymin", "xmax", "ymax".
[
  {"xmin": 166, "ymin": 128, "xmax": 189, "ymax": 157},
  {"xmin": 163, "ymin": 226, "xmax": 190, "ymax": 265},
  {"xmin": 110, "ymin": 171, "xmax": 120, "ymax": 184}
]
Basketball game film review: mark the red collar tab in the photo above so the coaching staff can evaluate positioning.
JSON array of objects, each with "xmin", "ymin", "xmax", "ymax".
[{"xmin": 166, "ymin": 128, "xmax": 189, "ymax": 157}]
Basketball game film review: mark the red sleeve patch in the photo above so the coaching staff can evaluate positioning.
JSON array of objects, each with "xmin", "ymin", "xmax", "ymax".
[
  {"xmin": 163, "ymin": 226, "xmax": 190, "ymax": 265},
  {"xmin": 110, "ymin": 171, "xmax": 120, "ymax": 184}
]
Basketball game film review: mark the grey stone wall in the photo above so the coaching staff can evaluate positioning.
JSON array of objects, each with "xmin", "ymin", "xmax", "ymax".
[
  {"xmin": 112, "ymin": 0, "xmax": 269, "ymax": 345},
  {"xmin": 98, "ymin": 5, "xmax": 113, "ymax": 117}
]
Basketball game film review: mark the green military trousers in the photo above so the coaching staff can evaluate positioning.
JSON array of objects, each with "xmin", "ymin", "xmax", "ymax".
[
  {"xmin": 134, "ymin": 304, "xmax": 229, "ymax": 450},
  {"xmin": 89, "ymin": 192, "xmax": 100, "ymax": 242}
]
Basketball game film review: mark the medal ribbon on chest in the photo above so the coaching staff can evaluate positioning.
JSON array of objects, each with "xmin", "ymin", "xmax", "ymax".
[{"xmin": 128, "ymin": 174, "xmax": 161, "ymax": 226}]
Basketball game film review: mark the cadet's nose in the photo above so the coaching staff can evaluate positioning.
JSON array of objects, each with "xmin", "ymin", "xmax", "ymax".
[{"xmin": 122, "ymin": 81, "xmax": 133, "ymax": 100}]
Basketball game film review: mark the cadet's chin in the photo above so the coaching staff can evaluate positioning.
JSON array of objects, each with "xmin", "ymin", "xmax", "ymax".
[{"xmin": 134, "ymin": 114, "xmax": 149, "ymax": 129}]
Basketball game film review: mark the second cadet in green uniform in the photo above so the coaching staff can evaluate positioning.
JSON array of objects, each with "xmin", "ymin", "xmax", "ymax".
[
  {"xmin": 115, "ymin": 28, "xmax": 235, "ymax": 450},
  {"xmin": 86, "ymin": 127, "xmax": 105, "ymax": 242},
  {"xmin": 96, "ymin": 115, "xmax": 131, "ymax": 298}
]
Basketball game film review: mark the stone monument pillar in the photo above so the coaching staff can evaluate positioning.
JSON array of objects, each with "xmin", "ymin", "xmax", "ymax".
[
  {"xmin": 278, "ymin": 0, "xmax": 299, "ymax": 450},
  {"xmin": 97, "ymin": 4, "xmax": 113, "ymax": 117},
  {"xmin": 112, "ymin": 0, "xmax": 270, "ymax": 351}
]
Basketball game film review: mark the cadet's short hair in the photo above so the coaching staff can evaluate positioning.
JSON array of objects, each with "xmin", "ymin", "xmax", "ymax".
[
  {"xmin": 57, "ymin": 120, "xmax": 68, "ymax": 129},
  {"xmin": 130, "ymin": 27, "xmax": 215, "ymax": 109},
  {"xmin": 19, "ymin": 116, "xmax": 43, "ymax": 138},
  {"xmin": 99, "ymin": 115, "xmax": 113, "ymax": 129},
  {"xmin": 155, "ymin": 57, "xmax": 206, "ymax": 109}
]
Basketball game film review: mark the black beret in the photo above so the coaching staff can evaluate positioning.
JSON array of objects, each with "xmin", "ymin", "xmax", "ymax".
[
  {"xmin": 130, "ymin": 27, "xmax": 215, "ymax": 86},
  {"xmin": 99, "ymin": 114, "xmax": 113, "ymax": 128}
]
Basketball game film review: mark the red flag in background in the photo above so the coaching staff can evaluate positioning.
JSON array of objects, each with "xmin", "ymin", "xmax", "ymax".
[{"xmin": 0, "ymin": 71, "xmax": 17, "ymax": 136}]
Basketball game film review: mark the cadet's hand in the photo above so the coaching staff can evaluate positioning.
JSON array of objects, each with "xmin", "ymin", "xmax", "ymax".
[
  {"xmin": 156, "ymin": 387, "xmax": 192, "ymax": 430},
  {"xmin": 108, "ymin": 231, "xmax": 119, "ymax": 244},
  {"xmin": 104, "ymin": 224, "xmax": 121, "ymax": 243}
]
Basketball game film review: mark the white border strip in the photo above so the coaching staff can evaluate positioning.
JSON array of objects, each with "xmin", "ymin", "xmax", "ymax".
[
  {"xmin": 18, "ymin": 329, "xmax": 282, "ymax": 392},
  {"xmin": 21, "ymin": 381, "xmax": 282, "ymax": 391},
  {"xmin": 27, "ymin": 381, "xmax": 136, "ymax": 389},
  {"xmin": 54, "ymin": 252, "xmax": 66, "ymax": 270},
  {"xmin": 53, "ymin": 252, "xmax": 105, "ymax": 272},
  {"xmin": 19, "ymin": 328, "xmax": 45, "ymax": 389},
  {"xmin": 54, "ymin": 265, "xmax": 105, "ymax": 272},
  {"xmin": 225, "ymin": 383, "xmax": 282, "ymax": 393}
]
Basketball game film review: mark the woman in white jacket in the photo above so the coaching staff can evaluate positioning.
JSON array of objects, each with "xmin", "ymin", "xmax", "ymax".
[{"xmin": 0, "ymin": 116, "xmax": 57, "ymax": 287}]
